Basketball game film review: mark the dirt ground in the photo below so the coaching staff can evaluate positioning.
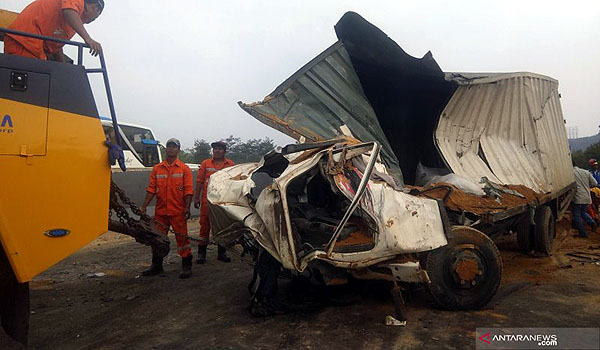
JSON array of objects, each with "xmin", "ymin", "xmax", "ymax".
[{"xmin": 5, "ymin": 219, "xmax": 600, "ymax": 349}]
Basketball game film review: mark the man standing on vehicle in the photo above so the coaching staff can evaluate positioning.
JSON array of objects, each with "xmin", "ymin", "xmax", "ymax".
[
  {"xmin": 4, "ymin": 0, "xmax": 104, "ymax": 61},
  {"xmin": 194, "ymin": 141, "xmax": 235, "ymax": 264},
  {"xmin": 573, "ymin": 165, "xmax": 598, "ymax": 238},
  {"xmin": 141, "ymin": 138, "xmax": 194, "ymax": 279}
]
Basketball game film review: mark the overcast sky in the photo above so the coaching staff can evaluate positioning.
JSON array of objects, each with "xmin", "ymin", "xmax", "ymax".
[{"xmin": 3, "ymin": 0, "xmax": 599, "ymax": 148}]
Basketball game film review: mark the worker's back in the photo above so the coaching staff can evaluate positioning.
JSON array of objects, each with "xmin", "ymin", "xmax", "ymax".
[{"xmin": 573, "ymin": 166, "xmax": 596, "ymax": 204}]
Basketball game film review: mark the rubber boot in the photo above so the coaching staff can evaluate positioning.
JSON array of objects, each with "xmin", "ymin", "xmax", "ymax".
[
  {"xmin": 179, "ymin": 256, "xmax": 193, "ymax": 279},
  {"xmin": 217, "ymin": 245, "xmax": 231, "ymax": 263},
  {"xmin": 142, "ymin": 256, "xmax": 164, "ymax": 276},
  {"xmin": 196, "ymin": 245, "xmax": 207, "ymax": 264}
]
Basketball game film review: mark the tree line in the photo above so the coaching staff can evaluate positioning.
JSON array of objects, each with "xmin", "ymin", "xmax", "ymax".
[
  {"xmin": 167, "ymin": 134, "xmax": 600, "ymax": 169},
  {"xmin": 572, "ymin": 142, "xmax": 600, "ymax": 169},
  {"xmin": 163, "ymin": 135, "xmax": 277, "ymax": 164}
]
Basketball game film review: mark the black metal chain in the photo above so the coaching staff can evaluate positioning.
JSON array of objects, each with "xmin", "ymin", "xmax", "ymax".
[{"xmin": 109, "ymin": 180, "xmax": 206, "ymax": 244}]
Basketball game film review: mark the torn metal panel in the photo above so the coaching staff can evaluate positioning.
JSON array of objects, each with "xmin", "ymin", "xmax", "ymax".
[
  {"xmin": 206, "ymin": 163, "xmax": 268, "ymax": 250},
  {"xmin": 326, "ymin": 143, "xmax": 381, "ymax": 256},
  {"xmin": 388, "ymin": 262, "xmax": 431, "ymax": 283},
  {"xmin": 238, "ymin": 41, "xmax": 403, "ymax": 185},
  {"xmin": 293, "ymin": 174, "xmax": 447, "ymax": 271},
  {"xmin": 209, "ymin": 141, "xmax": 447, "ymax": 273},
  {"xmin": 253, "ymin": 185, "xmax": 296, "ymax": 270},
  {"xmin": 436, "ymin": 73, "xmax": 574, "ymax": 194}
]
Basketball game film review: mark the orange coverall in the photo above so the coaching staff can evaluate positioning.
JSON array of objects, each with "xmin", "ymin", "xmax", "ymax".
[
  {"xmin": 146, "ymin": 158, "xmax": 194, "ymax": 258},
  {"xmin": 4, "ymin": 0, "xmax": 85, "ymax": 59},
  {"xmin": 196, "ymin": 157, "xmax": 235, "ymax": 246}
]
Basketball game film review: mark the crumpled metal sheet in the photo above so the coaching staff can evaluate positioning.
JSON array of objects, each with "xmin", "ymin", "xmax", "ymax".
[
  {"xmin": 238, "ymin": 41, "xmax": 403, "ymax": 185},
  {"xmin": 436, "ymin": 73, "xmax": 574, "ymax": 193},
  {"xmin": 208, "ymin": 144, "xmax": 447, "ymax": 272},
  {"xmin": 303, "ymin": 178, "xmax": 447, "ymax": 271}
]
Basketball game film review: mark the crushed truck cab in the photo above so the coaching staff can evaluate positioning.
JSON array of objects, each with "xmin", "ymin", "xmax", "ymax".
[
  {"xmin": 208, "ymin": 142, "xmax": 448, "ymax": 276},
  {"xmin": 208, "ymin": 12, "xmax": 573, "ymax": 315}
]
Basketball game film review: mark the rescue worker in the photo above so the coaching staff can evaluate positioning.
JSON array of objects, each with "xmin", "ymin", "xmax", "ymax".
[
  {"xmin": 4, "ymin": 0, "xmax": 104, "ymax": 61},
  {"xmin": 194, "ymin": 141, "xmax": 235, "ymax": 264},
  {"xmin": 141, "ymin": 138, "xmax": 194, "ymax": 279},
  {"xmin": 589, "ymin": 158, "xmax": 600, "ymax": 184},
  {"xmin": 572, "ymin": 165, "xmax": 598, "ymax": 238}
]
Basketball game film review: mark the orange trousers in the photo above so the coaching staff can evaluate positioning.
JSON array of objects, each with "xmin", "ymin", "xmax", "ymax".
[
  {"xmin": 3, "ymin": 36, "xmax": 45, "ymax": 59},
  {"xmin": 154, "ymin": 215, "xmax": 191, "ymax": 258},
  {"xmin": 198, "ymin": 202, "xmax": 210, "ymax": 247}
]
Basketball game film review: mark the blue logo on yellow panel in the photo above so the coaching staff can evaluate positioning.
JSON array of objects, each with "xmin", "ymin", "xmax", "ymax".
[{"xmin": 1, "ymin": 115, "xmax": 14, "ymax": 134}]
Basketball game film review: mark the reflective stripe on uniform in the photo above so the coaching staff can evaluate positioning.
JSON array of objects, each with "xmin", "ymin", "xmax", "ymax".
[
  {"xmin": 156, "ymin": 174, "xmax": 168, "ymax": 178},
  {"xmin": 172, "ymin": 173, "xmax": 183, "ymax": 178}
]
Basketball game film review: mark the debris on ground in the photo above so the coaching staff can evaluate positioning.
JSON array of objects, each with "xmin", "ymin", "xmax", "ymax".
[
  {"xmin": 22, "ymin": 221, "xmax": 600, "ymax": 349},
  {"xmin": 384, "ymin": 315, "xmax": 407, "ymax": 326},
  {"xmin": 408, "ymin": 182, "xmax": 543, "ymax": 215},
  {"xmin": 566, "ymin": 252, "xmax": 600, "ymax": 264},
  {"xmin": 86, "ymin": 272, "xmax": 106, "ymax": 278}
]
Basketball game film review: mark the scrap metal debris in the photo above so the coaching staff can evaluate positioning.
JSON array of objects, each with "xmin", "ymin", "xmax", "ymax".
[
  {"xmin": 480, "ymin": 176, "xmax": 526, "ymax": 202},
  {"xmin": 384, "ymin": 315, "xmax": 407, "ymax": 326},
  {"xmin": 566, "ymin": 251, "xmax": 600, "ymax": 264},
  {"xmin": 408, "ymin": 182, "xmax": 542, "ymax": 215},
  {"xmin": 86, "ymin": 272, "xmax": 106, "ymax": 278}
]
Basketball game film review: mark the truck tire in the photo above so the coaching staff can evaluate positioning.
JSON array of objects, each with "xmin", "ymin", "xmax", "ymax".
[
  {"xmin": 516, "ymin": 217, "xmax": 533, "ymax": 252},
  {"xmin": 0, "ymin": 283, "xmax": 29, "ymax": 346},
  {"xmin": 534, "ymin": 205, "xmax": 555, "ymax": 255},
  {"xmin": 0, "ymin": 247, "xmax": 29, "ymax": 346},
  {"xmin": 426, "ymin": 226, "xmax": 502, "ymax": 310}
]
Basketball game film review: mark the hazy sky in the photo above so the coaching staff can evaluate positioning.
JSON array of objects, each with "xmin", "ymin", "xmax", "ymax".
[{"xmin": 3, "ymin": 0, "xmax": 599, "ymax": 148}]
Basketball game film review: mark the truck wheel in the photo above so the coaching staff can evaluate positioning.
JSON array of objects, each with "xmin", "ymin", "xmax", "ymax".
[
  {"xmin": 0, "ymin": 247, "xmax": 29, "ymax": 346},
  {"xmin": 516, "ymin": 217, "xmax": 533, "ymax": 252},
  {"xmin": 534, "ymin": 205, "xmax": 555, "ymax": 255},
  {"xmin": 426, "ymin": 226, "xmax": 502, "ymax": 310},
  {"xmin": 0, "ymin": 282, "xmax": 29, "ymax": 346}
]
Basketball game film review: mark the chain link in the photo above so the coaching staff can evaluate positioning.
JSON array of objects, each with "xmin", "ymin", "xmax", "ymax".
[{"xmin": 109, "ymin": 180, "xmax": 206, "ymax": 247}]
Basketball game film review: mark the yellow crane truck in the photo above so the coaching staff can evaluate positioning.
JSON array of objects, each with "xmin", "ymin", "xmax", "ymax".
[{"xmin": 0, "ymin": 11, "xmax": 167, "ymax": 345}]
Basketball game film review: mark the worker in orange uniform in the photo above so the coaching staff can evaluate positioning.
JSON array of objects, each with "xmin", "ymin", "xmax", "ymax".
[
  {"xmin": 141, "ymin": 138, "xmax": 194, "ymax": 279},
  {"xmin": 194, "ymin": 141, "xmax": 235, "ymax": 264},
  {"xmin": 4, "ymin": 0, "xmax": 104, "ymax": 61}
]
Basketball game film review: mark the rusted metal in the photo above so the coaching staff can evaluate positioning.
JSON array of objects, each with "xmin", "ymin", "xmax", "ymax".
[
  {"xmin": 388, "ymin": 262, "xmax": 431, "ymax": 283},
  {"xmin": 454, "ymin": 258, "xmax": 479, "ymax": 282},
  {"xmin": 109, "ymin": 181, "xmax": 170, "ymax": 258},
  {"xmin": 350, "ymin": 268, "xmax": 395, "ymax": 282},
  {"xmin": 326, "ymin": 143, "xmax": 380, "ymax": 256}
]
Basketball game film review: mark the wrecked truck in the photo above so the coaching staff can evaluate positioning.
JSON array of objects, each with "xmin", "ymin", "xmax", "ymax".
[{"xmin": 207, "ymin": 12, "xmax": 574, "ymax": 314}]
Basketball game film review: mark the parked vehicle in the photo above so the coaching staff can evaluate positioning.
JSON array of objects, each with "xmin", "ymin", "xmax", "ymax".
[
  {"xmin": 0, "ymin": 21, "xmax": 168, "ymax": 345},
  {"xmin": 101, "ymin": 117, "xmax": 161, "ymax": 169},
  {"xmin": 208, "ymin": 12, "xmax": 574, "ymax": 315},
  {"xmin": 101, "ymin": 119, "xmax": 201, "ymax": 216}
]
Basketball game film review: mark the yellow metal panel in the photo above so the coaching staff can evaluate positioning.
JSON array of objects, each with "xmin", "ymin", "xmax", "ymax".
[
  {"xmin": 0, "ymin": 97, "xmax": 48, "ymax": 156},
  {"xmin": 0, "ymin": 104, "xmax": 110, "ymax": 282}
]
